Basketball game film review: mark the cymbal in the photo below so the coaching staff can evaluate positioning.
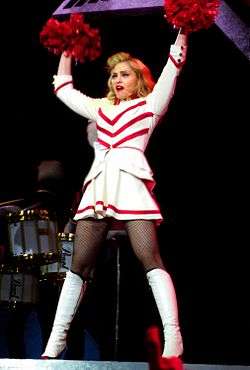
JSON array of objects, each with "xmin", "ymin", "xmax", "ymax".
[
  {"xmin": 0, "ymin": 205, "xmax": 21, "ymax": 217},
  {"xmin": 0, "ymin": 198, "xmax": 25, "ymax": 207}
]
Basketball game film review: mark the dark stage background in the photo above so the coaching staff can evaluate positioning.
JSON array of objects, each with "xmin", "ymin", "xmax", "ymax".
[{"xmin": 0, "ymin": 0, "xmax": 249, "ymax": 365}]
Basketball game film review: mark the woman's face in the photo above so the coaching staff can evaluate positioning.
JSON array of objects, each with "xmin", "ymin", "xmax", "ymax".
[{"xmin": 110, "ymin": 61, "xmax": 138, "ymax": 101}]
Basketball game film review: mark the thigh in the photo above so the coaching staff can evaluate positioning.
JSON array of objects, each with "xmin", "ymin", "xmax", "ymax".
[{"xmin": 71, "ymin": 218, "xmax": 110, "ymax": 276}]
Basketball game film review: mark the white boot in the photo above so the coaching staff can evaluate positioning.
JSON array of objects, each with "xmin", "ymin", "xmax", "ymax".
[
  {"xmin": 41, "ymin": 270, "xmax": 87, "ymax": 358},
  {"xmin": 146, "ymin": 268, "xmax": 183, "ymax": 358}
]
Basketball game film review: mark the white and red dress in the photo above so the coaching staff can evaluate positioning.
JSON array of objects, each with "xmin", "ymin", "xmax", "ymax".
[{"xmin": 53, "ymin": 44, "xmax": 186, "ymax": 225}]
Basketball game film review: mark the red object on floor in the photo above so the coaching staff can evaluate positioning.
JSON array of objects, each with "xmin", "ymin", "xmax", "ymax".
[{"xmin": 146, "ymin": 326, "xmax": 183, "ymax": 370}]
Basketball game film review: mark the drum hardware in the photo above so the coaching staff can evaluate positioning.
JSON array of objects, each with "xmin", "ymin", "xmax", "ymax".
[
  {"xmin": 40, "ymin": 233, "xmax": 74, "ymax": 283},
  {"xmin": 8, "ymin": 208, "xmax": 53, "ymax": 221},
  {"xmin": 0, "ymin": 263, "xmax": 42, "ymax": 281},
  {"xmin": 0, "ymin": 205, "xmax": 22, "ymax": 217},
  {"xmin": 0, "ymin": 264, "xmax": 21, "ymax": 274},
  {"xmin": 8, "ymin": 250, "xmax": 60, "ymax": 267}
]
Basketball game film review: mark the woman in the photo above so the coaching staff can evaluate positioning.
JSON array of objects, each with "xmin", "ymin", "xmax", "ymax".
[{"xmin": 41, "ymin": 31, "xmax": 187, "ymax": 367}]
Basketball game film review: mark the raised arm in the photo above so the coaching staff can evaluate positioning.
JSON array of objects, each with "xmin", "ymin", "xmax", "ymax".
[
  {"xmin": 147, "ymin": 31, "xmax": 188, "ymax": 125},
  {"xmin": 52, "ymin": 53, "xmax": 102, "ymax": 121}
]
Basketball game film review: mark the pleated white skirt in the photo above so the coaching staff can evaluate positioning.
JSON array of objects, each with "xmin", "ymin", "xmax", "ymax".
[{"xmin": 74, "ymin": 161, "xmax": 163, "ymax": 225}]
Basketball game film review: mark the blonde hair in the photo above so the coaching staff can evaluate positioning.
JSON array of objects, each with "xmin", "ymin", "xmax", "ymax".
[{"xmin": 106, "ymin": 52, "xmax": 155, "ymax": 103}]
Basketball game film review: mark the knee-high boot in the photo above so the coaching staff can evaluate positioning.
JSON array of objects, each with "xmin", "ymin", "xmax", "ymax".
[
  {"xmin": 146, "ymin": 268, "xmax": 183, "ymax": 358},
  {"xmin": 41, "ymin": 270, "xmax": 87, "ymax": 358}
]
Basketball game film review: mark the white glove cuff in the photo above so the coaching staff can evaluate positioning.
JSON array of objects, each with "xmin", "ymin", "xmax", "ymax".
[{"xmin": 169, "ymin": 44, "xmax": 187, "ymax": 68}]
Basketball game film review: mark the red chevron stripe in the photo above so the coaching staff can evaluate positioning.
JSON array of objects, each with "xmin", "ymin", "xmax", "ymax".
[
  {"xmin": 97, "ymin": 125, "xmax": 113, "ymax": 137},
  {"xmin": 97, "ymin": 129, "xmax": 149, "ymax": 148},
  {"xmin": 97, "ymin": 112, "xmax": 153, "ymax": 138},
  {"xmin": 97, "ymin": 138, "xmax": 110, "ymax": 147},
  {"xmin": 76, "ymin": 201, "xmax": 160, "ymax": 215},
  {"xmin": 169, "ymin": 54, "xmax": 185, "ymax": 69},
  {"xmin": 98, "ymin": 108, "xmax": 112, "ymax": 125},
  {"xmin": 113, "ymin": 128, "xmax": 149, "ymax": 147},
  {"xmin": 98, "ymin": 100, "xmax": 146, "ymax": 126}
]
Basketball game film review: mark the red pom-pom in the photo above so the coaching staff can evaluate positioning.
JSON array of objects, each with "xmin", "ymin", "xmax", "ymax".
[
  {"xmin": 40, "ymin": 18, "xmax": 72, "ymax": 55},
  {"xmin": 40, "ymin": 14, "xmax": 101, "ymax": 63},
  {"xmin": 164, "ymin": 0, "xmax": 220, "ymax": 34},
  {"xmin": 66, "ymin": 14, "xmax": 101, "ymax": 62}
]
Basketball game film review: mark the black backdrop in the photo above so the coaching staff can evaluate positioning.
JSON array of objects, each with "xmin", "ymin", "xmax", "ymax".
[{"xmin": 0, "ymin": 0, "xmax": 249, "ymax": 365}]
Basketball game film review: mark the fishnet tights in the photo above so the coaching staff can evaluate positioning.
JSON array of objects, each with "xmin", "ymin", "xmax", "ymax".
[
  {"xmin": 71, "ymin": 218, "xmax": 165, "ymax": 279},
  {"xmin": 125, "ymin": 220, "xmax": 165, "ymax": 272},
  {"xmin": 71, "ymin": 218, "xmax": 110, "ymax": 279}
]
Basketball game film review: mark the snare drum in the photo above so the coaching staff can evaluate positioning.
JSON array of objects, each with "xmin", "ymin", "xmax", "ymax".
[
  {"xmin": 7, "ymin": 209, "xmax": 58, "ymax": 265},
  {"xmin": 0, "ymin": 273, "xmax": 39, "ymax": 306},
  {"xmin": 40, "ymin": 233, "xmax": 74, "ymax": 281}
]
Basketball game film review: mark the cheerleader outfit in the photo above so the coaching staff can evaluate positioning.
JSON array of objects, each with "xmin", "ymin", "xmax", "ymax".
[
  {"xmin": 42, "ymin": 42, "xmax": 187, "ymax": 361},
  {"xmin": 53, "ymin": 44, "xmax": 185, "ymax": 225}
]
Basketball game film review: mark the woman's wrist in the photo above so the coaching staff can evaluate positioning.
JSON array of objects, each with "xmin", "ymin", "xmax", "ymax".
[
  {"xmin": 174, "ymin": 31, "xmax": 188, "ymax": 47},
  {"xmin": 58, "ymin": 52, "xmax": 72, "ymax": 75}
]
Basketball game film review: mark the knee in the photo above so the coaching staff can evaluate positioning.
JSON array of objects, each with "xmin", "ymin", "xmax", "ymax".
[
  {"xmin": 70, "ymin": 266, "xmax": 95, "ymax": 282},
  {"xmin": 139, "ymin": 252, "xmax": 165, "ymax": 272}
]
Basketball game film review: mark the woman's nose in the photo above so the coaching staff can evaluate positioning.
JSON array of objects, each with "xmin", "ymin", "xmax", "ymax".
[{"xmin": 116, "ymin": 74, "xmax": 122, "ymax": 82}]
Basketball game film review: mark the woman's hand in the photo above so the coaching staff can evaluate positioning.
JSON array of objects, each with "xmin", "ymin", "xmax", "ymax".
[
  {"xmin": 170, "ymin": 29, "xmax": 188, "ymax": 68},
  {"xmin": 174, "ymin": 29, "xmax": 188, "ymax": 47},
  {"xmin": 86, "ymin": 119, "xmax": 98, "ymax": 147},
  {"xmin": 57, "ymin": 52, "xmax": 72, "ymax": 75}
]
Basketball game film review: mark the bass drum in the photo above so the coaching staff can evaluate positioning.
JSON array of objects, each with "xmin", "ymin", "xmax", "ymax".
[
  {"xmin": 7, "ymin": 209, "xmax": 58, "ymax": 266},
  {"xmin": 0, "ymin": 271, "xmax": 39, "ymax": 308}
]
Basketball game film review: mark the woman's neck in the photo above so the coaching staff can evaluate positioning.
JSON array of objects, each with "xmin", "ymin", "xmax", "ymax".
[{"xmin": 114, "ymin": 93, "xmax": 139, "ymax": 105}]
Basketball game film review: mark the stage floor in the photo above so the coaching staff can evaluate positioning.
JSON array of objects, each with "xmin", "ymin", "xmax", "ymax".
[{"xmin": 0, "ymin": 359, "xmax": 249, "ymax": 370}]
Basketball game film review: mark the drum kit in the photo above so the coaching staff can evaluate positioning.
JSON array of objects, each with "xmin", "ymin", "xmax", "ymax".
[{"xmin": 0, "ymin": 200, "xmax": 74, "ymax": 309}]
